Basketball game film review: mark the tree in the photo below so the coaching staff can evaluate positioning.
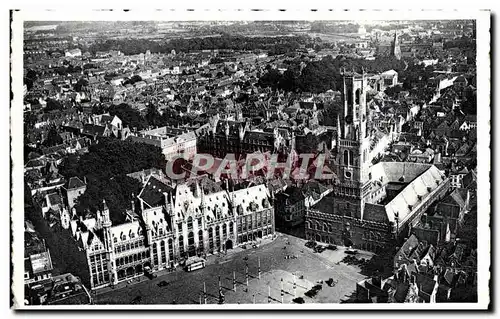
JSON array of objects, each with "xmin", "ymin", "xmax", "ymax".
[
  {"xmin": 108, "ymin": 103, "xmax": 148, "ymax": 130},
  {"xmin": 74, "ymin": 78, "xmax": 88, "ymax": 92},
  {"xmin": 44, "ymin": 99, "xmax": 63, "ymax": 112},
  {"xmin": 59, "ymin": 138, "xmax": 166, "ymax": 223},
  {"xmin": 42, "ymin": 125, "xmax": 63, "ymax": 147}
]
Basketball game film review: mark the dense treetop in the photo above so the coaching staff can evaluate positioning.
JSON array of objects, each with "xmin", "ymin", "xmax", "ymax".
[
  {"xmin": 84, "ymin": 35, "xmax": 310, "ymax": 56},
  {"xmin": 59, "ymin": 138, "xmax": 165, "ymax": 223},
  {"xmin": 258, "ymin": 55, "xmax": 406, "ymax": 93}
]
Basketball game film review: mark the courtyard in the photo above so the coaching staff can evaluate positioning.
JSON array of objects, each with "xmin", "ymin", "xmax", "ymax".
[{"xmin": 95, "ymin": 233, "xmax": 373, "ymax": 305}]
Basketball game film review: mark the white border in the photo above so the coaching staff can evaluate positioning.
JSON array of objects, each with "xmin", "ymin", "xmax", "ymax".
[{"xmin": 10, "ymin": 9, "xmax": 491, "ymax": 310}]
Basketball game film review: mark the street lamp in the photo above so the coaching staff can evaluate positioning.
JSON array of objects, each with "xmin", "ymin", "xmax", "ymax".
[
  {"xmin": 268, "ymin": 285, "xmax": 271, "ymax": 303},
  {"xmin": 258, "ymin": 257, "xmax": 261, "ymax": 280},
  {"xmin": 203, "ymin": 281, "xmax": 207, "ymax": 304},
  {"xmin": 233, "ymin": 271, "xmax": 236, "ymax": 292},
  {"xmin": 280, "ymin": 278, "xmax": 284, "ymax": 304}
]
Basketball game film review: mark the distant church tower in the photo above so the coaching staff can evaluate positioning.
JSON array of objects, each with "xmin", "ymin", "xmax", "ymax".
[
  {"xmin": 391, "ymin": 31, "xmax": 402, "ymax": 60},
  {"xmin": 334, "ymin": 70, "xmax": 372, "ymax": 227}
]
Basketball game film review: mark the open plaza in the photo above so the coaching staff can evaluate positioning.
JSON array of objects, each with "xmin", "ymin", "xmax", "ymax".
[{"xmin": 95, "ymin": 233, "xmax": 373, "ymax": 304}]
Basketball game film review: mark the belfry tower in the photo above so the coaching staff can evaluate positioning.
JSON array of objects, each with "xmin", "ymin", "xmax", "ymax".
[
  {"xmin": 392, "ymin": 31, "xmax": 402, "ymax": 60},
  {"xmin": 334, "ymin": 70, "xmax": 372, "ymax": 221}
]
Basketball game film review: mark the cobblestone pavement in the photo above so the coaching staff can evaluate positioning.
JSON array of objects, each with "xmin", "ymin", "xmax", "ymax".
[{"xmin": 95, "ymin": 233, "xmax": 373, "ymax": 305}]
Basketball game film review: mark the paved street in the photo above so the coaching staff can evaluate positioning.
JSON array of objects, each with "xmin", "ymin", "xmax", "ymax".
[{"xmin": 95, "ymin": 233, "xmax": 372, "ymax": 305}]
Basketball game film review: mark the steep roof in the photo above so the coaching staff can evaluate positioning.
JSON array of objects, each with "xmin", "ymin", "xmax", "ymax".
[
  {"xmin": 138, "ymin": 175, "xmax": 174, "ymax": 208},
  {"xmin": 367, "ymin": 163, "xmax": 447, "ymax": 223},
  {"xmin": 66, "ymin": 176, "xmax": 86, "ymax": 190},
  {"xmin": 439, "ymin": 188, "xmax": 468, "ymax": 208}
]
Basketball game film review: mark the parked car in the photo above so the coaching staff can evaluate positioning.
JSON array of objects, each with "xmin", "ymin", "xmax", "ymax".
[
  {"xmin": 305, "ymin": 284, "xmax": 323, "ymax": 298},
  {"xmin": 314, "ymin": 245, "xmax": 326, "ymax": 253},
  {"xmin": 292, "ymin": 297, "xmax": 305, "ymax": 304},
  {"xmin": 326, "ymin": 244, "xmax": 337, "ymax": 251},
  {"xmin": 144, "ymin": 266, "xmax": 157, "ymax": 279},
  {"xmin": 345, "ymin": 249, "xmax": 358, "ymax": 255},
  {"xmin": 326, "ymin": 278, "xmax": 337, "ymax": 287},
  {"xmin": 157, "ymin": 281, "xmax": 169, "ymax": 287},
  {"xmin": 305, "ymin": 241, "xmax": 317, "ymax": 249}
]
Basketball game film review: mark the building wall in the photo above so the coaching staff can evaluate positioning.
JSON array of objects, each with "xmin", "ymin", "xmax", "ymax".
[
  {"xmin": 305, "ymin": 210, "xmax": 393, "ymax": 253},
  {"xmin": 85, "ymin": 205, "xmax": 275, "ymax": 290},
  {"xmin": 66, "ymin": 186, "xmax": 86, "ymax": 210}
]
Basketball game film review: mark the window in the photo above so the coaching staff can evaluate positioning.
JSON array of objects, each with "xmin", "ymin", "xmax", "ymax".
[
  {"xmin": 343, "ymin": 150, "xmax": 349, "ymax": 166},
  {"xmin": 179, "ymin": 235, "xmax": 185, "ymax": 255},
  {"xmin": 197, "ymin": 217, "xmax": 202, "ymax": 227},
  {"xmin": 178, "ymin": 223, "xmax": 183, "ymax": 233},
  {"xmin": 187, "ymin": 217, "xmax": 193, "ymax": 229},
  {"xmin": 198, "ymin": 230, "xmax": 204, "ymax": 250},
  {"xmin": 153, "ymin": 243, "xmax": 159, "ymax": 266},
  {"xmin": 161, "ymin": 241, "xmax": 167, "ymax": 264},
  {"xmin": 355, "ymin": 88, "xmax": 361, "ymax": 105},
  {"xmin": 168, "ymin": 239, "xmax": 174, "ymax": 261},
  {"xmin": 229, "ymin": 222, "xmax": 234, "ymax": 234}
]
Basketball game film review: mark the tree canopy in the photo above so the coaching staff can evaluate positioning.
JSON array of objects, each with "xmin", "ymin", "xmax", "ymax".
[
  {"xmin": 59, "ymin": 138, "xmax": 166, "ymax": 223},
  {"xmin": 84, "ymin": 35, "xmax": 311, "ymax": 55},
  {"xmin": 42, "ymin": 125, "xmax": 63, "ymax": 147},
  {"xmin": 108, "ymin": 103, "xmax": 148, "ymax": 130},
  {"xmin": 258, "ymin": 55, "xmax": 407, "ymax": 94}
]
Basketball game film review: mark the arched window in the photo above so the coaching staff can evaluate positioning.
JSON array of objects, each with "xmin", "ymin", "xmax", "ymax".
[
  {"xmin": 179, "ymin": 235, "xmax": 184, "ymax": 256},
  {"xmin": 188, "ymin": 231, "xmax": 195, "ymax": 246},
  {"xmin": 168, "ymin": 239, "xmax": 173, "ymax": 261},
  {"xmin": 323, "ymin": 223, "xmax": 328, "ymax": 232},
  {"xmin": 187, "ymin": 217, "xmax": 193, "ymax": 229},
  {"xmin": 161, "ymin": 241, "xmax": 167, "ymax": 263},
  {"xmin": 229, "ymin": 221, "xmax": 234, "ymax": 234},
  {"xmin": 222, "ymin": 224, "xmax": 227, "ymax": 237},
  {"xmin": 347, "ymin": 89, "xmax": 353, "ymax": 106},
  {"xmin": 355, "ymin": 88, "xmax": 361, "ymax": 105},
  {"xmin": 349, "ymin": 150, "xmax": 354, "ymax": 166},
  {"xmin": 343, "ymin": 150, "xmax": 349, "ymax": 166},
  {"xmin": 198, "ymin": 230, "xmax": 204, "ymax": 250},
  {"xmin": 215, "ymin": 226, "xmax": 221, "ymax": 248}
]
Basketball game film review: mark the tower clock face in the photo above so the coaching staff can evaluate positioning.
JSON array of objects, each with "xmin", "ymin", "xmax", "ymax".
[{"xmin": 345, "ymin": 115, "xmax": 353, "ymax": 124}]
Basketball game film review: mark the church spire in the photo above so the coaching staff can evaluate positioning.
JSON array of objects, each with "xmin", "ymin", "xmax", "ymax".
[{"xmin": 392, "ymin": 31, "xmax": 402, "ymax": 60}]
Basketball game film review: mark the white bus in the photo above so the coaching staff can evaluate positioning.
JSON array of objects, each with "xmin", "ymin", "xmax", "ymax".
[{"xmin": 184, "ymin": 257, "xmax": 206, "ymax": 272}]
